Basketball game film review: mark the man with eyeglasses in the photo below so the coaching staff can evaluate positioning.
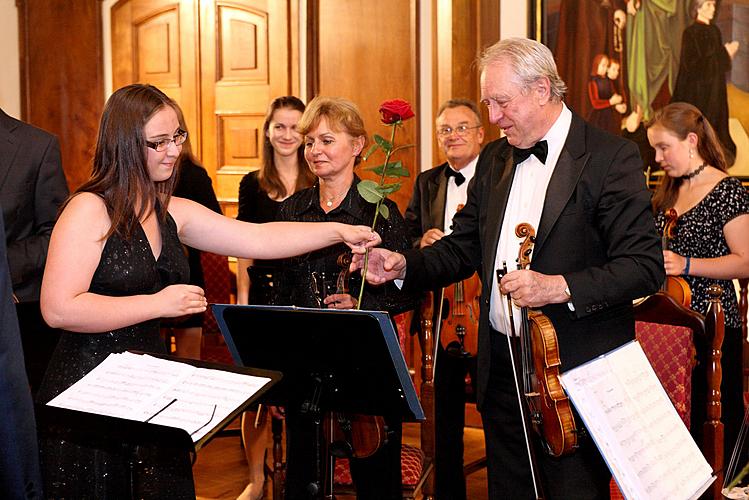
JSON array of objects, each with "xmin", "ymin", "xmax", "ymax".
[
  {"xmin": 354, "ymin": 37, "xmax": 663, "ymax": 499},
  {"xmin": 404, "ymin": 98, "xmax": 484, "ymax": 500}
]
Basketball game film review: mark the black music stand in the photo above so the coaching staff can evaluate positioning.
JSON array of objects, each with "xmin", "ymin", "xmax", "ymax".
[
  {"xmin": 36, "ymin": 355, "xmax": 281, "ymax": 499},
  {"xmin": 212, "ymin": 304, "xmax": 424, "ymax": 498}
]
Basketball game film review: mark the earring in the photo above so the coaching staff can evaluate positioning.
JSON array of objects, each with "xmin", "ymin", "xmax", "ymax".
[{"xmin": 689, "ymin": 149, "xmax": 694, "ymax": 159}]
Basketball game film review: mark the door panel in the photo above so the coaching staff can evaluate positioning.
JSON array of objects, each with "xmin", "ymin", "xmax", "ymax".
[
  {"xmin": 112, "ymin": 0, "xmax": 200, "ymax": 154},
  {"xmin": 111, "ymin": 0, "xmax": 295, "ymax": 209},
  {"xmin": 200, "ymin": 0, "xmax": 291, "ymax": 203}
]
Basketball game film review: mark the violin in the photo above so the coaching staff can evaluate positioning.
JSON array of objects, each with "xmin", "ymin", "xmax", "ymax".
[
  {"xmin": 662, "ymin": 208, "xmax": 692, "ymax": 307},
  {"xmin": 434, "ymin": 202, "xmax": 480, "ymax": 377},
  {"xmin": 325, "ymin": 252, "xmax": 388, "ymax": 459},
  {"xmin": 439, "ymin": 273, "xmax": 481, "ymax": 357},
  {"xmin": 513, "ymin": 223, "xmax": 578, "ymax": 458}
]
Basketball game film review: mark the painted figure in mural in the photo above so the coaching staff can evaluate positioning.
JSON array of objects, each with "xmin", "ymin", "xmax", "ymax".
[
  {"xmin": 671, "ymin": 0, "xmax": 739, "ymax": 166},
  {"xmin": 626, "ymin": 0, "xmax": 690, "ymax": 121},
  {"xmin": 555, "ymin": 0, "xmax": 628, "ymax": 119},
  {"xmin": 587, "ymin": 54, "xmax": 627, "ymax": 135}
]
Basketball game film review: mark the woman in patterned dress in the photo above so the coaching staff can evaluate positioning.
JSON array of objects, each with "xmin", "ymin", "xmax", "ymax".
[{"xmin": 647, "ymin": 101, "xmax": 749, "ymax": 471}]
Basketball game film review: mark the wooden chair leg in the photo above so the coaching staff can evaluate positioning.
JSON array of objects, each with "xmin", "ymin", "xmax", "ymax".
[{"xmin": 272, "ymin": 416, "xmax": 284, "ymax": 500}]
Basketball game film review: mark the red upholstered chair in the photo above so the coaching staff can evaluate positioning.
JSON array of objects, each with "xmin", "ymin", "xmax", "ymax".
[
  {"xmin": 610, "ymin": 289, "xmax": 725, "ymax": 500},
  {"xmin": 332, "ymin": 300, "xmax": 435, "ymax": 499},
  {"xmin": 197, "ymin": 251, "xmax": 236, "ymax": 366}
]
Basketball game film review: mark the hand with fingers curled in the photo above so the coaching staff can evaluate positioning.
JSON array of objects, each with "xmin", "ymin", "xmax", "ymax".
[
  {"xmin": 419, "ymin": 228, "xmax": 444, "ymax": 248},
  {"xmin": 662, "ymin": 250, "xmax": 689, "ymax": 276},
  {"xmin": 350, "ymin": 248, "xmax": 407, "ymax": 285},
  {"xmin": 499, "ymin": 269, "xmax": 569, "ymax": 308},
  {"xmin": 341, "ymin": 225, "xmax": 382, "ymax": 254},
  {"xmin": 323, "ymin": 293, "xmax": 357, "ymax": 309},
  {"xmin": 157, "ymin": 284, "xmax": 208, "ymax": 317}
]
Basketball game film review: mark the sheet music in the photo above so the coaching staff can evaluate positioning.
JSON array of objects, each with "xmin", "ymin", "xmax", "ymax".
[
  {"xmin": 48, "ymin": 352, "xmax": 271, "ymax": 443},
  {"xmin": 560, "ymin": 341, "xmax": 714, "ymax": 500}
]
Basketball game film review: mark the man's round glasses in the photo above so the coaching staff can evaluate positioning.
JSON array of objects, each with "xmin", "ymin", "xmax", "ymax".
[
  {"xmin": 146, "ymin": 129, "xmax": 188, "ymax": 152},
  {"xmin": 436, "ymin": 125, "xmax": 481, "ymax": 137}
]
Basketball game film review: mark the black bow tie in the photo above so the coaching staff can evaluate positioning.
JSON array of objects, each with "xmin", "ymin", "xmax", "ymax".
[
  {"xmin": 513, "ymin": 140, "xmax": 548, "ymax": 165},
  {"xmin": 444, "ymin": 167, "xmax": 466, "ymax": 186}
]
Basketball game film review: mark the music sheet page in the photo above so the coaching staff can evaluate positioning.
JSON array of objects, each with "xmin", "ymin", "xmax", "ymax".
[
  {"xmin": 560, "ymin": 341, "xmax": 714, "ymax": 500},
  {"xmin": 47, "ymin": 352, "xmax": 271, "ymax": 442}
]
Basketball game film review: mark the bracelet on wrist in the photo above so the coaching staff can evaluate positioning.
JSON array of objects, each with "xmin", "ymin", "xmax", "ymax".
[{"xmin": 683, "ymin": 256, "xmax": 691, "ymax": 276}]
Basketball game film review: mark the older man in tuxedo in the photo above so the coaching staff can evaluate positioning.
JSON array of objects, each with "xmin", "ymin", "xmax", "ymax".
[
  {"xmin": 404, "ymin": 98, "xmax": 484, "ymax": 500},
  {"xmin": 0, "ymin": 107, "xmax": 68, "ymax": 394},
  {"xmin": 355, "ymin": 38, "xmax": 663, "ymax": 499}
]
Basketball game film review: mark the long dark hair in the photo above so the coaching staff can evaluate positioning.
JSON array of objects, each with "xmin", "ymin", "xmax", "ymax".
[
  {"xmin": 649, "ymin": 102, "xmax": 727, "ymax": 212},
  {"xmin": 258, "ymin": 96, "xmax": 315, "ymax": 198},
  {"xmin": 67, "ymin": 84, "xmax": 179, "ymax": 240}
]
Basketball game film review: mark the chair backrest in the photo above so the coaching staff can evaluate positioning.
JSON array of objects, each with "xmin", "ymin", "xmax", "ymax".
[
  {"xmin": 199, "ymin": 251, "xmax": 233, "ymax": 336},
  {"xmin": 633, "ymin": 289, "xmax": 725, "ymax": 500}
]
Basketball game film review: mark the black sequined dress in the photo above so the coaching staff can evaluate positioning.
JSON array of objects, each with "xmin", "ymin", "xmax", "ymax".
[{"xmin": 36, "ymin": 207, "xmax": 194, "ymax": 499}]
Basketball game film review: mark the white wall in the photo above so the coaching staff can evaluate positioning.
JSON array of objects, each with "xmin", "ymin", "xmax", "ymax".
[
  {"xmin": 0, "ymin": 0, "xmax": 21, "ymax": 118},
  {"xmin": 501, "ymin": 0, "xmax": 528, "ymax": 39}
]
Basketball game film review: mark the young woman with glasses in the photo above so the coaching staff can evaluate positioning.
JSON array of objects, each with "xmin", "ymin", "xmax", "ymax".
[{"xmin": 36, "ymin": 84, "xmax": 379, "ymax": 499}]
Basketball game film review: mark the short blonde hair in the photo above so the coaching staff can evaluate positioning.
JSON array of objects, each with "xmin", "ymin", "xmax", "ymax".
[{"xmin": 297, "ymin": 96, "xmax": 368, "ymax": 165}]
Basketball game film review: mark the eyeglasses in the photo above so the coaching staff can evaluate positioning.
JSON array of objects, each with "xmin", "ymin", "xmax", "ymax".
[
  {"xmin": 146, "ymin": 129, "xmax": 188, "ymax": 152},
  {"xmin": 436, "ymin": 125, "xmax": 482, "ymax": 137}
]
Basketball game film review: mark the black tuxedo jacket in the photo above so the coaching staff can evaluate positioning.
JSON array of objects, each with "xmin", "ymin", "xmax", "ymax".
[
  {"xmin": 0, "ymin": 213, "xmax": 43, "ymax": 498},
  {"xmin": 404, "ymin": 162, "xmax": 450, "ymax": 248},
  {"xmin": 0, "ymin": 109, "xmax": 68, "ymax": 302},
  {"xmin": 402, "ymin": 112, "xmax": 664, "ymax": 409}
]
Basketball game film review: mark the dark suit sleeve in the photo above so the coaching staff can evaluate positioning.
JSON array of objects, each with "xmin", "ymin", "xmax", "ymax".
[
  {"xmin": 403, "ymin": 171, "xmax": 426, "ymax": 248},
  {"xmin": 402, "ymin": 152, "xmax": 490, "ymax": 292},
  {"xmin": 0, "ymin": 212, "xmax": 43, "ymax": 497},
  {"xmin": 6, "ymin": 134, "xmax": 68, "ymax": 296},
  {"xmin": 564, "ymin": 140, "xmax": 664, "ymax": 317}
]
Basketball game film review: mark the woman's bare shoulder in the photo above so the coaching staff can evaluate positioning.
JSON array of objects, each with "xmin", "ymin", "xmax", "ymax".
[{"xmin": 58, "ymin": 192, "xmax": 110, "ymax": 231}]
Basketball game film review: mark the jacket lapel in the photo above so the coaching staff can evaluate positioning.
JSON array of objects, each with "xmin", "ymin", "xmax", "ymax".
[
  {"xmin": 483, "ymin": 144, "xmax": 515, "ymax": 281},
  {"xmin": 534, "ymin": 113, "xmax": 588, "ymax": 256},
  {"xmin": 428, "ymin": 164, "xmax": 448, "ymax": 231},
  {"xmin": 0, "ymin": 110, "xmax": 19, "ymax": 190}
]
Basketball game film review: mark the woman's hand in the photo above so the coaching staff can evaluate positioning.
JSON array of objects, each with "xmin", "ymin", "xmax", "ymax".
[
  {"xmin": 339, "ymin": 225, "xmax": 381, "ymax": 253},
  {"xmin": 663, "ymin": 250, "xmax": 688, "ymax": 276},
  {"xmin": 324, "ymin": 293, "xmax": 357, "ymax": 309},
  {"xmin": 156, "ymin": 284, "xmax": 208, "ymax": 317}
]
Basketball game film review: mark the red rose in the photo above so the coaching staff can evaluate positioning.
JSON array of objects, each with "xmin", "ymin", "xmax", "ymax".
[{"xmin": 379, "ymin": 99, "xmax": 415, "ymax": 124}]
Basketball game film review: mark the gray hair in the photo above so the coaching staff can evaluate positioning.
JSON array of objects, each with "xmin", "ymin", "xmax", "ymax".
[
  {"xmin": 478, "ymin": 37, "xmax": 567, "ymax": 102},
  {"xmin": 436, "ymin": 98, "xmax": 482, "ymax": 123}
]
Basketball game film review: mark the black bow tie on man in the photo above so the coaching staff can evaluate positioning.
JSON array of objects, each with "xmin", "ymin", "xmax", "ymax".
[
  {"xmin": 444, "ymin": 167, "xmax": 466, "ymax": 186},
  {"xmin": 512, "ymin": 139, "xmax": 548, "ymax": 165}
]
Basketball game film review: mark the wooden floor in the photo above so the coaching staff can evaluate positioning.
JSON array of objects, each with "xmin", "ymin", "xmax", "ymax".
[{"xmin": 193, "ymin": 421, "xmax": 488, "ymax": 500}]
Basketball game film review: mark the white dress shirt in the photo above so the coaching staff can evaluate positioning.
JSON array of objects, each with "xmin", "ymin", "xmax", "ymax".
[
  {"xmin": 444, "ymin": 156, "xmax": 478, "ymax": 234},
  {"xmin": 489, "ymin": 105, "xmax": 573, "ymax": 335}
]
